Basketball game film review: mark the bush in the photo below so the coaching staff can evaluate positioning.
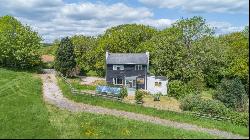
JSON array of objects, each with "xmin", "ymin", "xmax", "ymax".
[
  {"xmin": 118, "ymin": 87, "xmax": 128, "ymax": 99},
  {"xmin": 181, "ymin": 94, "xmax": 229, "ymax": 116},
  {"xmin": 153, "ymin": 92, "xmax": 162, "ymax": 101},
  {"xmin": 180, "ymin": 94, "xmax": 249, "ymax": 127},
  {"xmin": 228, "ymin": 111, "xmax": 249, "ymax": 127},
  {"xmin": 135, "ymin": 90, "xmax": 145, "ymax": 103},
  {"xmin": 213, "ymin": 78, "xmax": 247, "ymax": 110},
  {"xmin": 179, "ymin": 94, "xmax": 203, "ymax": 111}
]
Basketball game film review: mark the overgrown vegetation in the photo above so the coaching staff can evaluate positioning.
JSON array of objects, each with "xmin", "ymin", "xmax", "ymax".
[
  {"xmin": 213, "ymin": 78, "xmax": 248, "ymax": 111},
  {"xmin": 180, "ymin": 94, "xmax": 249, "ymax": 127}
]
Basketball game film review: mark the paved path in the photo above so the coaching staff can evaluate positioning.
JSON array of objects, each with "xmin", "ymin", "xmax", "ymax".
[{"xmin": 40, "ymin": 73, "xmax": 248, "ymax": 139}]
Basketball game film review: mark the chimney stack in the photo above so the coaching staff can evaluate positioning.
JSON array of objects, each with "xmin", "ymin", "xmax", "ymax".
[
  {"xmin": 106, "ymin": 51, "xmax": 109, "ymax": 60},
  {"xmin": 146, "ymin": 51, "xmax": 149, "ymax": 71}
]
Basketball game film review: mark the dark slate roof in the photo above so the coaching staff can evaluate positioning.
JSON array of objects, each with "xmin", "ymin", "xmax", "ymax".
[
  {"xmin": 155, "ymin": 76, "xmax": 167, "ymax": 81},
  {"xmin": 106, "ymin": 53, "xmax": 148, "ymax": 64},
  {"xmin": 148, "ymin": 74, "xmax": 168, "ymax": 81}
]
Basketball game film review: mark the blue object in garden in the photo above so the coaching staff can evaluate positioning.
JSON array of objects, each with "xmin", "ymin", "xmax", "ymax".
[{"xmin": 96, "ymin": 86, "xmax": 121, "ymax": 95}]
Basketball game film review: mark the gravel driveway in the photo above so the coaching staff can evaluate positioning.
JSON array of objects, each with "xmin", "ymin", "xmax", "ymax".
[{"xmin": 40, "ymin": 73, "xmax": 248, "ymax": 139}]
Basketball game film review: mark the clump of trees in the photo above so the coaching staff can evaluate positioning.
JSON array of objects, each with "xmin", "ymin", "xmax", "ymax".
[{"xmin": 0, "ymin": 15, "xmax": 42, "ymax": 69}]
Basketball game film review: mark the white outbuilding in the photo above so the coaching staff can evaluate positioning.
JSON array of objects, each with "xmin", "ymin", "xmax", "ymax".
[{"xmin": 147, "ymin": 75, "xmax": 168, "ymax": 95}]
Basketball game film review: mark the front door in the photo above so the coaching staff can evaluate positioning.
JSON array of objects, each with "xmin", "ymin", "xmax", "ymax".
[{"xmin": 125, "ymin": 77, "xmax": 137, "ymax": 88}]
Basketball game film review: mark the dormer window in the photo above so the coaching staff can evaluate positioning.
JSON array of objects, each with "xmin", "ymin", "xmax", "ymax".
[
  {"xmin": 113, "ymin": 65, "xmax": 124, "ymax": 70},
  {"xmin": 135, "ymin": 65, "xmax": 143, "ymax": 70}
]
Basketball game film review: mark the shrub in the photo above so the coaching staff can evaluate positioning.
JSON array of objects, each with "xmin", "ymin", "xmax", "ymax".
[
  {"xmin": 179, "ymin": 94, "xmax": 203, "ymax": 111},
  {"xmin": 213, "ymin": 78, "xmax": 247, "ymax": 110},
  {"xmin": 153, "ymin": 92, "xmax": 162, "ymax": 101},
  {"xmin": 228, "ymin": 111, "xmax": 249, "ymax": 127},
  {"xmin": 118, "ymin": 87, "xmax": 128, "ymax": 99},
  {"xmin": 135, "ymin": 90, "xmax": 145, "ymax": 103}
]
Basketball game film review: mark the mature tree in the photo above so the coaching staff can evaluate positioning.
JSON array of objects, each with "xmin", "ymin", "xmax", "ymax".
[
  {"xmin": 71, "ymin": 35, "xmax": 97, "ymax": 75},
  {"xmin": 94, "ymin": 24, "xmax": 157, "ymax": 76},
  {"xmin": 54, "ymin": 37, "xmax": 76, "ymax": 77},
  {"xmin": 193, "ymin": 36, "xmax": 228, "ymax": 87},
  {"xmin": 146, "ymin": 17, "xmax": 214, "ymax": 83},
  {"xmin": 0, "ymin": 15, "xmax": 42, "ymax": 68},
  {"xmin": 172, "ymin": 16, "xmax": 214, "ymax": 49}
]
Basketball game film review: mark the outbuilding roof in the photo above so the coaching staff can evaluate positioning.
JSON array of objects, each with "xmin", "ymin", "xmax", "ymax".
[{"xmin": 106, "ymin": 53, "xmax": 149, "ymax": 64}]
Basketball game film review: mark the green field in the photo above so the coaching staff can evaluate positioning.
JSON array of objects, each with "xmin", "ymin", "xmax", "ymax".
[
  {"xmin": 39, "ymin": 44, "xmax": 58, "ymax": 56},
  {"xmin": 0, "ymin": 68, "xmax": 57, "ymax": 138},
  {"xmin": 57, "ymin": 77, "xmax": 249, "ymax": 137},
  {"xmin": 0, "ymin": 68, "xmax": 218, "ymax": 139}
]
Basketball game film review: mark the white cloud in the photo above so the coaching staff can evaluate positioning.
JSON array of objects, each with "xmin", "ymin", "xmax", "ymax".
[
  {"xmin": 0, "ymin": 0, "xmax": 246, "ymax": 42},
  {"xmin": 135, "ymin": 18, "xmax": 175, "ymax": 29},
  {"xmin": 0, "ymin": 0, "xmax": 175, "ymax": 42},
  {"xmin": 139, "ymin": 0, "xmax": 249, "ymax": 14},
  {"xmin": 208, "ymin": 21, "xmax": 245, "ymax": 34}
]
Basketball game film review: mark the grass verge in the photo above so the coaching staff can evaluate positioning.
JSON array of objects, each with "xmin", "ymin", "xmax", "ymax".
[{"xmin": 47, "ymin": 104, "xmax": 218, "ymax": 139}]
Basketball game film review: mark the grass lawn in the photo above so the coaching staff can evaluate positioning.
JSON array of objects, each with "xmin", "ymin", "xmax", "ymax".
[
  {"xmin": 142, "ymin": 95, "xmax": 181, "ymax": 112},
  {"xmin": 39, "ymin": 44, "xmax": 57, "ymax": 56},
  {"xmin": 86, "ymin": 70, "xmax": 99, "ymax": 77},
  {"xmin": 0, "ymin": 68, "xmax": 58, "ymax": 138},
  {"xmin": 0, "ymin": 68, "xmax": 218, "ymax": 139},
  {"xmin": 57, "ymin": 77, "xmax": 249, "ymax": 137},
  {"xmin": 70, "ymin": 80, "xmax": 96, "ymax": 91}
]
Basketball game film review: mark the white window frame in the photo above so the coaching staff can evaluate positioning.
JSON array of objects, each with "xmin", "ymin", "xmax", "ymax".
[
  {"xmin": 135, "ymin": 65, "xmax": 143, "ymax": 70},
  {"xmin": 113, "ymin": 65, "xmax": 124, "ymax": 70},
  {"xmin": 113, "ymin": 78, "xmax": 123, "ymax": 85}
]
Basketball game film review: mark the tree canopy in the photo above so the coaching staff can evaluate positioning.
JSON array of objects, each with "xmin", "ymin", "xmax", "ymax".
[
  {"xmin": 0, "ymin": 15, "xmax": 42, "ymax": 69},
  {"xmin": 54, "ymin": 37, "xmax": 76, "ymax": 77}
]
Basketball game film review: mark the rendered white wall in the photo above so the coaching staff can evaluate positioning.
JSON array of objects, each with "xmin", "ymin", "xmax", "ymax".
[{"xmin": 147, "ymin": 76, "xmax": 168, "ymax": 95}]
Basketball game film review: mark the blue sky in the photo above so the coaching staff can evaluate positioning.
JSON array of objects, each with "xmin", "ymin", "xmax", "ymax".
[{"xmin": 0, "ymin": 0, "xmax": 249, "ymax": 42}]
